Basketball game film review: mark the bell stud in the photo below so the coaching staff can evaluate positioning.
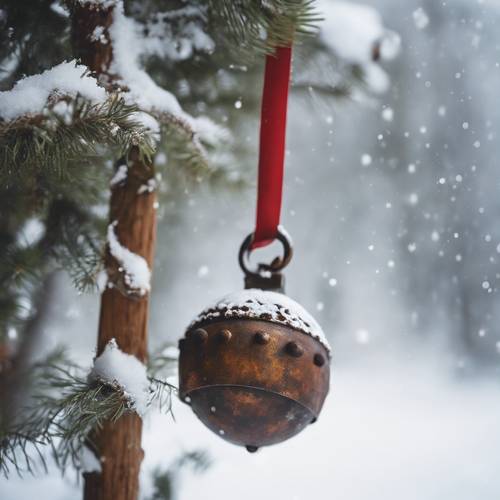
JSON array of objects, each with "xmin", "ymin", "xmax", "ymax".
[
  {"xmin": 286, "ymin": 341, "xmax": 304, "ymax": 357},
  {"xmin": 254, "ymin": 331, "xmax": 270, "ymax": 344},
  {"xmin": 217, "ymin": 329, "xmax": 232, "ymax": 343},
  {"xmin": 314, "ymin": 353, "xmax": 325, "ymax": 367},
  {"xmin": 190, "ymin": 328, "xmax": 208, "ymax": 343}
]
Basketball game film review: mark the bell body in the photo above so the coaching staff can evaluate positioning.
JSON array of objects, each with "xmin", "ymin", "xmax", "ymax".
[{"xmin": 179, "ymin": 289, "xmax": 331, "ymax": 451}]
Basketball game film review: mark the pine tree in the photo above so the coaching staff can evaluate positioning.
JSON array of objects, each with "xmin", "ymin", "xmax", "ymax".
[{"xmin": 0, "ymin": 0, "xmax": 396, "ymax": 498}]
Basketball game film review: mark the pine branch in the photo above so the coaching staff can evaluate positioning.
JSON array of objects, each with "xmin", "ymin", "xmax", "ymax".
[
  {"xmin": 0, "ymin": 95, "xmax": 155, "ymax": 185},
  {"xmin": 147, "ymin": 344, "xmax": 179, "ymax": 377},
  {"xmin": 0, "ymin": 94, "xmax": 156, "ymax": 305},
  {"xmin": 207, "ymin": 0, "xmax": 321, "ymax": 58},
  {"xmin": 41, "ymin": 198, "xmax": 106, "ymax": 293},
  {"xmin": 154, "ymin": 111, "xmax": 211, "ymax": 177},
  {"xmin": 0, "ymin": 350, "xmax": 177, "ymax": 477},
  {"xmin": 154, "ymin": 111, "xmax": 240, "ymax": 188},
  {"xmin": 0, "ymin": 1, "xmax": 70, "ymax": 89}
]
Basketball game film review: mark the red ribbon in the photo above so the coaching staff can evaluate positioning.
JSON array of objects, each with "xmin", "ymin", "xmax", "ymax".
[{"xmin": 250, "ymin": 46, "xmax": 292, "ymax": 250}]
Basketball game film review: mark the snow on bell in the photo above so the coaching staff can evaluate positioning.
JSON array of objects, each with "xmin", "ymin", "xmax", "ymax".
[{"xmin": 178, "ymin": 231, "xmax": 331, "ymax": 452}]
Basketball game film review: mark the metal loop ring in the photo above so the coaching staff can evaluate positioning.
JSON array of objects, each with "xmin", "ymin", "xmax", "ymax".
[{"xmin": 238, "ymin": 226, "xmax": 293, "ymax": 278}]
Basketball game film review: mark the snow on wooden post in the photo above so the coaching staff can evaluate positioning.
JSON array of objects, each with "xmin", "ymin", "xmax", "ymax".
[{"xmin": 72, "ymin": 3, "xmax": 156, "ymax": 500}]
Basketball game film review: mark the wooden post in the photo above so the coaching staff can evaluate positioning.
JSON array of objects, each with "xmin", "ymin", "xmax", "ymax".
[
  {"xmin": 83, "ymin": 148, "xmax": 156, "ymax": 500},
  {"xmin": 72, "ymin": 4, "xmax": 157, "ymax": 500}
]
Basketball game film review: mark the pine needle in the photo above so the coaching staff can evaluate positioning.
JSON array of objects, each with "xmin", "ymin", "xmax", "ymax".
[{"xmin": 0, "ymin": 351, "xmax": 177, "ymax": 477}]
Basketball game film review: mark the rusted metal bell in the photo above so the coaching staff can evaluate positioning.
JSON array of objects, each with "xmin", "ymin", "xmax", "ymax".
[{"xmin": 179, "ymin": 289, "xmax": 330, "ymax": 452}]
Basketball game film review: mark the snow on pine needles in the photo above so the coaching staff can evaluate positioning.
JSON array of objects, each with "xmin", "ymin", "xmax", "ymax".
[
  {"xmin": 90, "ymin": 338, "xmax": 149, "ymax": 416},
  {"xmin": 0, "ymin": 60, "xmax": 106, "ymax": 121}
]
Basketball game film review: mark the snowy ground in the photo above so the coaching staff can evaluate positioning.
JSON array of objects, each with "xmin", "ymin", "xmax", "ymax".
[
  {"xmin": 148, "ymin": 354, "xmax": 500, "ymax": 500},
  {"xmin": 2, "ymin": 350, "xmax": 500, "ymax": 499}
]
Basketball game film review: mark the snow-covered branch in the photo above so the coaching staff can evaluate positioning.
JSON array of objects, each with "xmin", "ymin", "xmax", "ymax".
[
  {"xmin": 108, "ymin": 3, "xmax": 228, "ymax": 148},
  {"xmin": 316, "ymin": 0, "xmax": 400, "ymax": 94},
  {"xmin": 0, "ymin": 61, "xmax": 106, "ymax": 121},
  {"xmin": 90, "ymin": 338, "xmax": 149, "ymax": 415}
]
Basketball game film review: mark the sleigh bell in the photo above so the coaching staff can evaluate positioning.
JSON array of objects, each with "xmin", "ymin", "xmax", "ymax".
[{"xmin": 178, "ymin": 230, "xmax": 331, "ymax": 452}]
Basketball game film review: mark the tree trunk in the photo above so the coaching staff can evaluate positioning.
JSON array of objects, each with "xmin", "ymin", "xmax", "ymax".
[
  {"xmin": 72, "ymin": 4, "xmax": 157, "ymax": 500},
  {"xmin": 83, "ymin": 148, "xmax": 156, "ymax": 500}
]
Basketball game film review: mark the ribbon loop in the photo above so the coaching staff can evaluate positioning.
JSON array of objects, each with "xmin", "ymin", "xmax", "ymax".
[{"xmin": 250, "ymin": 46, "xmax": 292, "ymax": 250}]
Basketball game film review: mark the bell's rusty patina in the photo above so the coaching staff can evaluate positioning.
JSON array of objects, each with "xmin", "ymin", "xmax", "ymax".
[
  {"xmin": 178, "ymin": 289, "xmax": 331, "ymax": 452},
  {"xmin": 179, "ymin": 229, "xmax": 331, "ymax": 452}
]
